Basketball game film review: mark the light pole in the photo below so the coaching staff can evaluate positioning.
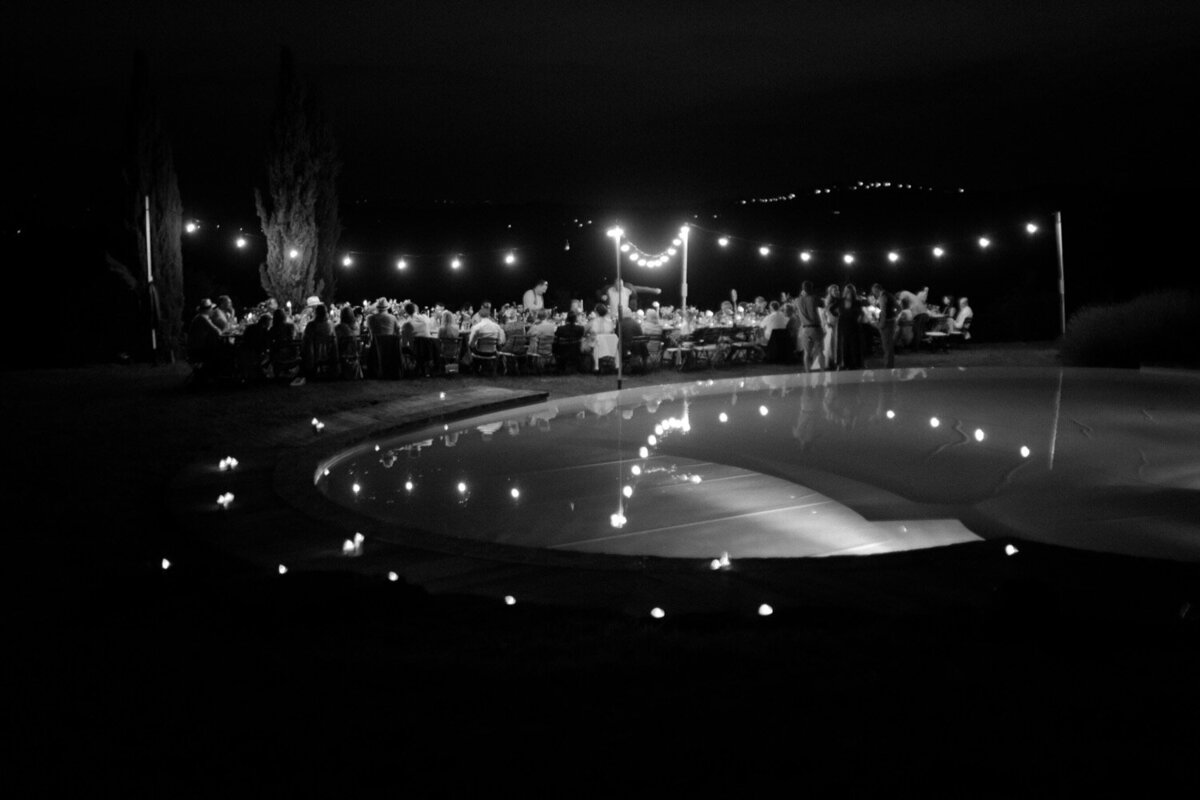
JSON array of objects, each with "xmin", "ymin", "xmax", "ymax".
[
  {"xmin": 1054, "ymin": 210, "xmax": 1066, "ymax": 338},
  {"xmin": 680, "ymin": 224, "xmax": 689, "ymax": 315},
  {"xmin": 607, "ymin": 226, "xmax": 625, "ymax": 389}
]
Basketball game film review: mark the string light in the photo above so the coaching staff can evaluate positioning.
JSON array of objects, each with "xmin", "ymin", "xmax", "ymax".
[
  {"xmin": 843, "ymin": 254, "xmax": 855, "ymax": 265},
  {"xmin": 288, "ymin": 248, "xmax": 299, "ymax": 259},
  {"xmin": 397, "ymin": 258, "xmax": 407, "ymax": 270},
  {"xmin": 451, "ymin": 256, "xmax": 462, "ymax": 270},
  {"xmin": 1026, "ymin": 222, "xmax": 1039, "ymax": 234},
  {"xmin": 342, "ymin": 254, "xmax": 353, "ymax": 267},
  {"xmin": 887, "ymin": 251, "xmax": 900, "ymax": 263},
  {"xmin": 235, "ymin": 236, "xmax": 247, "ymax": 249},
  {"xmin": 932, "ymin": 246, "xmax": 945, "ymax": 258},
  {"xmin": 799, "ymin": 251, "xmax": 812, "ymax": 262},
  {"xmin": 718, "ymin": 236, "xmax": 729, "ymax": 247},
  {"xmin": 504, "ymin": 251, "xmax": 516, "ymax": 265},
  {"xmin": 758, "ymin": 246, "xmax": 770, "ymax": 257},
  {"xmin": 978, "ymin": 237, "xmax": 991, "ymax": 249},
  {"xmin": 185, "ymin": 221, "xmax": 199, "ymax": 234}
]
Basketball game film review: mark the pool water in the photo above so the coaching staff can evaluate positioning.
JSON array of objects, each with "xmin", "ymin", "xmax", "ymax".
[{"xmin": 316, "ymin": 368, "xmax": 1200, "ymax": 562}]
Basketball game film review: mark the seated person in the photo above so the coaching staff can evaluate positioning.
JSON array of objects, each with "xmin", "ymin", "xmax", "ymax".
[
  {"xmin": 366, "ymin": 298, "xmax": 401, "ymax": 338},
  {"xmin": 467, "ymin": 307, "xmax": 506, "ymax": 350},
  {"xmin": 583, "ymin": 302, "xmax": 614, "ymax": 353},
  {"xmin": 301, "ymin": 304, "xmax": 337, "ymax": 374},
  {"xmin": 242, "ymin": 313, "xmax": 273, "ymax": 354},
  {"xmin": 950, "ymin": 297, "xmax": 974, "ymax": 336},
  {"xmin": 618, "ymin": 311, "xmax": 647, "ymax": 361},
  {"xmin": 527, "ymin": 310, "xmax": 557, "ymax": 350},
  {"xmin": 271, "ymin": 308, "xmax": 297, "ymax": 343},
  {"xmin": 759, "ymin": 301, "xmax": 789, "ymax": 345},
  {"xmin": 437, "ymin": 310, "xmax": 460, "ymax": 339},
  {"xmin": 641, "ymin": 308, "xmax": 664, "ymax": 338},
  {"xmin": 187, "ymin": 299, "xmax": 223, "ymax": 364},
  {"xmin": 553, "ymin": 310, "xmax": 586, "ymax": 372},
  {"xmin": 334, "ymin": 306, "xmax": 359, "ymax": 340}
]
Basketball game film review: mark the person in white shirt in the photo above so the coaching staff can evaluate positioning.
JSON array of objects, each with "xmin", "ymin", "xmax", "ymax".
[
  {"xmin": 401, "ymin": 302, "xmax": 433, "ymax": 338},
  {"xmin": 604, "ymin": 279, "xmax": 660, "ymax": 317},
  {"xmin": 523, "ymin": 280, "xmax": 548, "ymax": 312},
  {"xmin": 468, "ymin": 307, "xmax": 506, "ymax": 348},
  {"xmin": 897, "ymin": 287, "xmax": 929, "ymax": 316},
  {"xmin": 950, "ymin": 297, "xmax": 973, "ymax": 336},
  {"xmin": 527, "ymin": 310, "xmax": 557, "ymax": 348}
]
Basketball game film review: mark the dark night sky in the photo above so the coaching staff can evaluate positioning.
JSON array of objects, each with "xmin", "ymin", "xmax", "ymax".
[{"xmin": 8, "ymin": 0, "xmax": 1200, "ymax": 209}]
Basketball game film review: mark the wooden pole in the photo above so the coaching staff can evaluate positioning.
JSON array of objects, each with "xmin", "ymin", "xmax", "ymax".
[{"xmin": 1055, "ymin": 210, "xmax": 1066, "ymax": 338}]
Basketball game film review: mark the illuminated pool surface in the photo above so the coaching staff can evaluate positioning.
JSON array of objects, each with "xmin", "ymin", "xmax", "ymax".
[{"xmin": 316, "ymin": 368, "xmax": 1200, "ymax": 563}]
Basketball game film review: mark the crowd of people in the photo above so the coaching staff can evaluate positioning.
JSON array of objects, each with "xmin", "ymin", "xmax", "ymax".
[{"xmin": 185, "ymin": 278, "xmax": 974, "ymax": 383}]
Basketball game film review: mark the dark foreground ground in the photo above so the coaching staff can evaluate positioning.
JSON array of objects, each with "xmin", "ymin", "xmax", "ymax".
[{"xmin": 9, "ymin": 343, "xmax": 1199, "ymax": 795}]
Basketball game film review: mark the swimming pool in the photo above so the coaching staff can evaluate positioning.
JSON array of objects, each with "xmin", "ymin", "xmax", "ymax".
[{"xmin": 315, "ymin": 368, "xmax": 1200, "ymax": 563}]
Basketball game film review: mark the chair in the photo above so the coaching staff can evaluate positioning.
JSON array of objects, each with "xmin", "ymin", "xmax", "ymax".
[
  {"xmin": 499, "ymin": 334, "xmax": 528, "ymax": 376},
  {"xmin": 644, "ymin": 338, "xmax": 664, "ymax": 371},
  {"xmin": 528, "ymin": 334, "xmax": 555, "ymax": 374},
  {"xmin": 337, "ymin": 335, "xmax": 363, "ymax": 380},
  {"xmin": 270, "ymin": 339, "xmax": 302, "ymax": 381},
  {"xmin": 304, "ymin": 333, "xmax": 340, "ymax": 380},
  {"xmin": 438, "ymin": 337, "xmax": 462, "ymax": 375},
  {"xmin": 592, "ymin": 333, "xmax": 620, "ymax": 373},
  {"xmin": 553, "ymin": 337, "xmax": 582, "ymax": 373},
  {"xmin": 369, "ymin": 334, "xmax": 402, "ymax": 379},
  {"xmin": 470, "ymin": 335, "xmax": 500, "ymax": 376},
  {"xmin": 763, "ymin": 328, "xmax": 792, "ymax": 363}
]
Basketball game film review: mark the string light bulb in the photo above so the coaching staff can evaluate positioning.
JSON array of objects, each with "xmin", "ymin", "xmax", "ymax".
[
  {"xmin": 342, "ymin": 255, "xmax": 353, "ymax": 267},
  {"xmin": 1026, "ymin": 222, "xmax": 1039, "ymax": 234},
  {"xmin": 288, "ymin": 249, "xmax": 299, "ymax": 260},
  {"xmin": 451, "ymin": 256, "xmax": 462, "ymax": 270},
  {"xmin": 504, "ymin": 252, "xmax": 516, "ymax": 265},
  {"xmin": 235, "ymin": 236, "xmax": 247, "ymax": 249},
  {"xmin": 718, "ymin": 236, "xmax": 729, "ymax": 247},
  {"xmin": 397, "ymin": 258, "xmax": 407, "ymax": 270},
  {"xmin": 758, "ymin": 246, "xmax": 770, "ymax": 257},
  {"xmin": 887, "ymin": 251, "xmax": 900, "ymax": 263},
  {"xmin": 978, "ymin": 237, "xmax": 991, "ymax": 249},
  {"xmin": 932, "ymin": 246, "xmax": 945, "ymax": 258},
  {"xmin": 843, "ymin": 254, "xmax": 855, "ymax": 265},
  {"xmin": 185, "ymin": 222, "xmax": 198, "ymax": 234},
  {"xmin": 799, "ymin": 251, "xmax": 812, "ymax": 262}
]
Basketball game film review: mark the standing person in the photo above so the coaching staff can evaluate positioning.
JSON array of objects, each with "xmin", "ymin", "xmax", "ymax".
[
  {"xmin": 604, "ymin": 279, "xmax": 661, "ymax": 317},
  {"xmin": 822, "ymin": 284, "xmax": 841, "ymax": 367},
  {"xmin": 797, "ymin": 281, "xmax": 826, "ymax": 372},
  {"xmin": 211, "ymin": 295, "xmax": 235, "ymax": 332},
  {"xmin": 522, "ymin": 280, "xmax": 548, "ymax": 312},
  {"xmin": 871, "ymin": 283, "xmax": 900, "ymax": 369},
  {"xmin": 836, "ymin": 284, "xmax": 865, "ymax": 371}
]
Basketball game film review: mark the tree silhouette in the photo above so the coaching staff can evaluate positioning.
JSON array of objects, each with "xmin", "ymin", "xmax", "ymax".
[
  {"xmin": 256, "ymin": 47, "xmax": 340, "ymax": 306},
  {"xmin": 126, "ymin": 50, "xmax": 185, "ymax": 360}
]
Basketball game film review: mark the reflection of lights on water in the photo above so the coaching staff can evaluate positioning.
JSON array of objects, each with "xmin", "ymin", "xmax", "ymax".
[
  {"xmin": 709, "ymin": 551, "xmax": 731, "ymax": 570},
  {"xmin": 690, "ymin": 475, "xmax": 702, "ymax": 484},
  {"xmin": 218, "ymin": 456, "xmax": 239, "ymax": 471},
  {"xmin": 718, "ymin": 412, "xmax": 728, "ymax": 423},
  {"xmin": 278, "ymin": 564, "xmax": 288, "ymax": 575},
  {"xmin": 354, "ymin": 532, "xmax": 364, "ymax": 546},
  {"xmin": 758, "ymin": 604, "xmax": 774, "ymax": 617},
  {"xmin": 650, "ymin": 607, "xmax": 665, "ymax": 619},
  {"xmin": 439, "ymin": 392, "xmax": 446, "ymax": 399},
  {"xmin": 654, "ymin": 424, "xmax": 664, "ymax": 436},
  {"xmin": 405, "ymin": 480, "xmax": 413, "ymax": 491},
  {"xmin": 505, "ymin": 595, "xmax": 516, "ymax": 606},
  {"xmin": 457, "ymin": 482, "xmax": 467, "ymax": 494},
  {"xmin": 974, "ymin": 429, "xmax": 985, "ymax": 442},
  {"xmin": 388, "ymin": 571, "xmax": 399, "ymax": 582},
  {"xmin": 1020, "ymin": 446, "xmax": 1031, "ymax": 458},
  {"xmin": 759, "ymin": 405, "xmax": 768, "ymax": 416},
  {"xmin": 929, "ymin": 417, "xmax": 940, "ymax": 428},
  {"xmin": 161, "ymin": 558, "xmax": 171, "ymax": 570},
  {"xmin": 610, "ymin": 512, "xmax": 627, "ymax": 528},
  {"xmin": 352, "ymin": 483, "xmax": 361, "ymax": 495},
  {"xmin": 631, "ymin": 465, "xmax": 642, "ymax": 476},
  {"xmin": 886, "ymin": 410, "xmax": 895, "ymax": 419},
  {"xmin": 647, "ymin": 435, "xmax": 658, "ymax": 446},
  {"xmin": 623, "ymin": 485, "xmax": 633, "ymax": 498},
  {"xmin": 216, "ymin": 492, "xmax": 234, "ymax": 509},
  {"xmin": 510, "ymin": 487, "xmax": 520, "ymax": 499},
  {"xmin": 639, "ymin": 447, "xmax": 649, "ymax": 458},
  {"xmin": 1005, "ymin": 544, "xmax": 1019, "ymax": 556},
  {"xmin": 374, "ymin": 445, "xmax": 380, "ymax": 452},
  {"xmin": 342, "ymin": 539, "xmax": 357, "ymax": 555}
]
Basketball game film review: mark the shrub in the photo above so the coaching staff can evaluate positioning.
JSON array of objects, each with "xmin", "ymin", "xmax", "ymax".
[{"xmin": 1061, "ymin": 290, "xmax": 1200, "ymax": 368}]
